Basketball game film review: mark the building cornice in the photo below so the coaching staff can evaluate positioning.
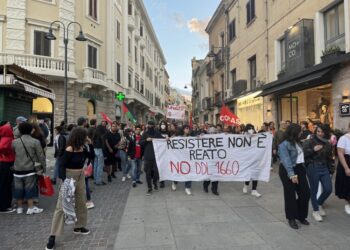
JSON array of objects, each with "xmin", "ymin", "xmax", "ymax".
[
  {"xmin": 135, "ymin": 0, "xmax": 167, "ymax": 65},
  {"xmin": 26, "ymin": 18, "xmax": 58, "ymax": 29},
  {"xmin": 85, "ymin": 34, "xmax": 103, "ymax": 46},
  {"xmin": 205, "ymin": 0, "xmax": 226, "ymax": 34}
]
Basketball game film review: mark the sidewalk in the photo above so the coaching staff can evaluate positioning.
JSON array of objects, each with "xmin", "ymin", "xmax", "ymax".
[{"xmin": 114, "ymin": 167, "xmax": 350, "ymax": 250}]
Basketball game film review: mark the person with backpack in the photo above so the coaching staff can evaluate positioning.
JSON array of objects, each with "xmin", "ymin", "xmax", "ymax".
[{"xmin": 52, "ymin": 126, "xmax": 68, "ymax": 185}]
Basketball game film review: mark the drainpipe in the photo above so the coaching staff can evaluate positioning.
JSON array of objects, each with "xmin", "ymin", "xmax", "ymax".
[
  {"xmin": 225, "ymin": 3, "xmax": 230, "ymax": 110},
  {"xmin": 264, "ymin": 0, "xmax": 270, "ymax": 120}
]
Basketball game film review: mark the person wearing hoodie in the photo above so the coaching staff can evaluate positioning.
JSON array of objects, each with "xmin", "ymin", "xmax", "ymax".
[
  {"xmin": 0, "ymin": 122, "xmax": 16, "ymax": 213},
  {"xmin": 159, "ymin": 120, "xmax": 170, "ymax": 188},
  {"xmin": 140, "ymin": 120, "xmax": 164, "ymax": 195}
]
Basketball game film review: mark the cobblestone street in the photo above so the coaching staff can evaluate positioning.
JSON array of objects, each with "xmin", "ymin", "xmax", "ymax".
[{"xmin": 0, "ymin": 148, "xmax": 131, "ymax": 250}]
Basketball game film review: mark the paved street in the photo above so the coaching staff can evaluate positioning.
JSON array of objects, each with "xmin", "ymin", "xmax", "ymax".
[{"xmin": 1, "ymin": 151, "xmax": 350, "ymax": 249}]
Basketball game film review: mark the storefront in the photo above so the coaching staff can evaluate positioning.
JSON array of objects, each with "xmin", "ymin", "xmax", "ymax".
[{"xmin": 237, "ymin": 93, "xmax": 263, "ymax": 130}]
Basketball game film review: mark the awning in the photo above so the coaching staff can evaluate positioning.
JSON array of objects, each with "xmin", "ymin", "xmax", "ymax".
[
  {"xmin": 15, "ymin": 80, "xmax": 56, "ymax": 100},
  {"xmin": 259, "ymin": 52, "xmax": 350, "ymax": 97},
  {"xmin": 259, "ymin": 67, "xmax": 334, "ymax": 97}
]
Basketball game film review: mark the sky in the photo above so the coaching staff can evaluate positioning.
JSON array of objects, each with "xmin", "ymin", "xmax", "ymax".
[{"xmin": 143, "ymin": 0, "xmax": 221, "ymax": 91}]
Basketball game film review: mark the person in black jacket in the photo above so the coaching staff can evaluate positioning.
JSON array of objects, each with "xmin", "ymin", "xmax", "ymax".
[
  {"xmin": 140, "ymin": 120, "xmax": 164, "ymax": 195},
  {"xmin": 52, "ymin": 126, "xmax": 68, "ymax": 184},
  {"xmin": 159, "ymin": 120, "xmax": 170, "ymax": 188},
  {"xmin": 303, "ymin": 124, "xmax": 333, "ymax": 222},
  {"xmin": 104, "ymin": 122, "xmax": 121, "ymax": 183}
]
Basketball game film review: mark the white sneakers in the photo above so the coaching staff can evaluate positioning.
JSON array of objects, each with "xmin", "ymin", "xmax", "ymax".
[
  {"xmin": 122, "ymin": 176, "xmax": 126, "ymax": 182},
  {"xmin": 312, "ymin": 211, "xmax": 323, "ymax": 222},
  {"xmin": 243, "ymin": 184, "xmax": 249, "ymax": 194},
  {"xmin": 318, "ymin": 206, "xmax": 326, "ymax": 216},
  {"xmin": 17, "ymin": 207, "xmax": 23, "ymax": 214},
  {"xmin": 251, "ymin": 190, "xmax": 262, "ymax": 198},
  {"xmin": 127, "ymin": 174, "xmax": 132, "ymax": 179},
  {"xmin": 185, "ymin": 188, "xmax": 192, "ymax": 195},
  {"xmin": 86, "ymin": 201, "xmax": 95, "ymax": 209},
  {"xmin": 26, "ymin": 206, "xmax": 44, "ymax": 215},
  {"xmin": 172, "ymin": 182, "xmax": 177, "ymax": 191},
  {"xmin": 345, "ymin": 204, "xmax": 350, "ymax": 215}
]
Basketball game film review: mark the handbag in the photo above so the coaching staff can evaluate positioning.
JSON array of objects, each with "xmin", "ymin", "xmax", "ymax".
[
  {"xmin": 20, "ymin": 137, "xmax": 42, "ymax": 174},
  {"xmin": 84, "ymin": 162, "xmax": 93, "ymax": 177},
  {"xmin": 38, "ymin": 175, "xmax": 55, "ymax": 196}
]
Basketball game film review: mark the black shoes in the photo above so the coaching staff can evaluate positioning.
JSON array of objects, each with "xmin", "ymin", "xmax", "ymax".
[
  {"xmin": 111, "ymin": 173, "xmax": 117, "ymax": 179},
  {"xmin": 299, "ymin": 219, "xmax": 310, "ymax": 225},
  {"xmin": 74, "ymin": 227, "xmax": 90, "ymax": 235},
  {"xmin": 45, "ymin": 235, "xmax": 55, "ymax": 250},
  {"xmin": 146, "ymin": 189, "xmax": 152, "ymax": 196},
  {"xmin": 160, "ymin": 182, "xmax": 165, "ymax": 188},
  {"xmin": 132, "ymin": 182, "xmax": 136, "ymax": 188},
  {"xmin": 108, "ymin": 176, "xmax": 112, "ymax": 182},
  {"xmin": 154, "ymin": 185, "xmax": 158, "ymax": 191},
  {"xmin": 288, "ymin": 219, "xmax": 299, "ymax": 229},
  {"xmin": 136, "ymin": 180, "xmax": 143, "ymax": 184},
  {"xmin": 212, "ymin": 190, "xmax": 219, "ymax": 196}
]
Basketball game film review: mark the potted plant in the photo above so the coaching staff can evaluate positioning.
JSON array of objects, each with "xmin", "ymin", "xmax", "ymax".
[{"xmin": 321, "ymin": 45, "xmax": 345, "ymax": 62}]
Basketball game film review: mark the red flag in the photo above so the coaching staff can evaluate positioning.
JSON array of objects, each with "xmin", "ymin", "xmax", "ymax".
[
  {"xmin": 100, "ymin": 112, "xmax": 113, "ymax": 125},
  {"xmin": 219, "ymin": 105, "xmax": 240, "ymax": 126},
  {"xmin": 189, "ymin": 112, "xmax": 193, "ymax": 128}
]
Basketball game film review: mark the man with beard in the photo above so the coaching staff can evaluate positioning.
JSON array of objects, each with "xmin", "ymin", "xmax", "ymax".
[{"xmin": 140, "ymin": 120, "xmax": 164, "ymax": 195}]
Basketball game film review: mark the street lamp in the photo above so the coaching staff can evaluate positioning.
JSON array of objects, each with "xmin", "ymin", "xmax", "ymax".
[
  {"xmin": 45, "ymin": 21, "xmax": 87, "ymax": 124},
  {"xmin": 184, "ymin": 83, "xmax": 191, "ymax": 89}
]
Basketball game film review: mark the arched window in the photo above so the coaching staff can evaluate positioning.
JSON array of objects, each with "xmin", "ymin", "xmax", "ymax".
[
  {"xmin": 32, "ymin": 97, "xmax": 53, "ymax": 113},
  {"xmin": 87, "ymin": 100, "xmax": 96, "ymax": 116}
]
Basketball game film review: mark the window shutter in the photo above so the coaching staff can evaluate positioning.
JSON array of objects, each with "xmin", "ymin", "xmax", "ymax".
[
  {"xmin": 251, "ymin": 0, "xmax": 255, "ymax": 19},
  {"xmin": 34, "ymin": 31, "xmax": 41, "ymax": 55},
  {"xmin": 93, "ymin": 47, "xmax": 97, "ymax": 69},
  {"xmin": 89, "ymin": 0, "xmax": 93, "ymax": 17},
  {"xmin": 93, "ymin": 0, "xmax": 97, "ymax": 20},
  {"xmin": 246, "ymin": 2, "xmax": 250, "ymax": 24},
  {"xmin": 44, "ymin": 33, "xmax": 51, "ymax": 56}
]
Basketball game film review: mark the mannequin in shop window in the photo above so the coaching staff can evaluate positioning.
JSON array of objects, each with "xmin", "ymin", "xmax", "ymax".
[{"xmin": 320, "ymin": 105, "xmax": 332, "ymax": 126}]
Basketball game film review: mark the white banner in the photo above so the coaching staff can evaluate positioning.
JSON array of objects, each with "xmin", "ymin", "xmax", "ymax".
[
  {"xmin": 153, "ymin": 133, "xmax": 273, "ymax": 182},
  {"xmin": 166, "ymin": 105, "xmax": 185, "ymax": 120}
]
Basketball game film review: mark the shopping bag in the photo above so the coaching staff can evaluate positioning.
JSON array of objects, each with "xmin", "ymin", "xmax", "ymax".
[
  {"xmin": 39, "ymin": 175, "xmax": 55, "ymax": 196},
  {"xmin": 84, "ymin": 163, "xmax": 93, "ymax": 177}
]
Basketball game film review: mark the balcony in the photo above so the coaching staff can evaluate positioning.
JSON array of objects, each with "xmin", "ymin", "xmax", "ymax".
[
  {"xmin": 128, "ymin": 15, "xmax": 136, "ymax": 31},
  {"xmin": 214, "ymin": 92, "xmax": 222, "ymax": 107},
  {"xmin": 125, "ymin": 88, "xmax": 150, "ymax": 108},
  {"xmin": 83, "ymin": 68, "xmax": 110, "ymax": 89},
  {"xmin": 140, "ymin": 37, "xmax": 146, "ymax": 50},
  {"xmin": 214, "ymin": 50, "xmax": 224, "ymax": 69},
  {"xmin": 0, "ymin": 53, "xmax": 76, "ymax": 78}
]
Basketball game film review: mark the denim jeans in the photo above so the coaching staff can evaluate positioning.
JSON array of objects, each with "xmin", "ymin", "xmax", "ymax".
[
  {"xmin": 53, "ymin": 158, "xmax": 60, "ymax": 180},
  {"xmin": 174, "ymin": 181, "xmax": 192, "ymax": 188},
  {"xmin": 93, "ymin": 148, "xmax": 104, "ymax": 184},
  {"xmin": 130, "ymin": 158, "xmax": 142, "ymax": 182},
  {"xmin": 118, "ymin": 150, "xmax": 130, "ymax": 177},
  {"xmin": 306, "ymin": 162, "xmax": 332, "ymax": 211},
  {"xmin": 85, "ymin": 177, "xmax": 91, "ymax": 201}
]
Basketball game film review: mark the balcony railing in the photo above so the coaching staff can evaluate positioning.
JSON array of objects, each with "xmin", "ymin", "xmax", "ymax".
[
  {"xmin": 214, "ymin": 92, "xmax": 222, "ymax": 107},
  {"xmin": 206, "ymin": 62, "xmax": 214, "ymax": 76},
  {"xmin": 128, "ymin": 15, "xmax": 135, "ymax": 31},
  {"xmin": 0, "ymin": 53, "xmax": 76, "ymax": 78},
  {"xmin": 83, "ymin": 68, "xmax": 109, "ymax": 88}
]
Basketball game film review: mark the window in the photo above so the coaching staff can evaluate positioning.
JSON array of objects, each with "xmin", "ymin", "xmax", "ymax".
[
  {"xmin": 34, "ymin": 31, "xmax": 51, "ymax": 56},
  {"xmin": 135, "ymin": 76, "xmax": 139, "ymax": 91},
  {"xmin": 146, "ymin": 63, "xmax": 149, "ymax": 77},
  {"xmin": 135, "ymin": 46, "xmax": 138, "ymax": 63},
  {"xmin": 140, "ymin": 24, "xmax": 144, "ymax": 37},
  {"xmin": 116, "ymin": 20, "xmax": 121, "ymax": 40},
  {"xmin": 128, "ymin": 72, "xmax": 132, "ymax": 87},
  {"xmin": 324, "ymin": 2, "xmax": 345, "ymax": 50},
  {"xmin": 140, "ymin": 79, "xmax": 144, "ymax": 94},
  {"xmin": 128, "ymin": 37, "xmax": 131, "ymax": 54},
  {"xmin": 87, "ymin": 100, "xmax": 96, "ymax": 116},
  {"xmin": 88, "ymin": 45, "xmax": 97, "ymax": 69},
  {"xmin": 246, "ymin": 0, "xmax": 255, "ymax": 24},
  {"xmin": 88, "ymin": 0, "xmax": 98, "ymax": 20},
  {"xmin": 248, "ymin": 55, "xmax": 256, "ymax": 89},
  {"xmin": 141, "ymin": 55, "xmax": 145, "ymax": 71},
  {"xmin": 115, "ymin": 62, "xmax": 121, "ymax": 83},
  {"xmin": 280, "ymin": 38, "xmax": 286, "ymax": 70},
  {"xmin": 229, "ymin": 19, "xmax": 236, "ymax": 41},
  {"xmin": 154, "ymin": 76, "xmax": 158, "ymax": 87},
  {"xmin": 128, "ymin": 2, "xmax": 132, "ymax": 15},
  {"xmin": 231, "ymin": 69, "xmax": 236, "ymax": 90}
]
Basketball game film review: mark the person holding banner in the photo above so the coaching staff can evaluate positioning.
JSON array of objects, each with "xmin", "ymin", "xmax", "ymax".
[
  {"xmin": 159, "ymin": 121, "xmax": 171, "ymax": 188},
  {"xmin": 171, "ymin": 125, "xmax": 192, "ymax": 195},
  {"xmin": 203, "ymin": 126, "xmax": 219, "ymax": 196},
  {"xmin": 242, "ymin": 124, "xmax": 262, "ymax": 198},
  {"xmin": 278, "ymin": 123, "xmax": 311, "ymax": 229},
  {"xmin": 140, "ymin": 120, "xmax": 164, "ymax": 195}
]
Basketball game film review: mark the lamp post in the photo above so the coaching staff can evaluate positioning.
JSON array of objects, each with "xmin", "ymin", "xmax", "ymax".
[{"xmin": 45, "ymin": 21, "xmax": 87, "ymax": 125}]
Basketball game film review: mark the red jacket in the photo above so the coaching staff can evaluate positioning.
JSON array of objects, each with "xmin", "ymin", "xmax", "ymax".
[{"xmin": 0, "ymin": 124, "xmax": 15, "ymax": 162}]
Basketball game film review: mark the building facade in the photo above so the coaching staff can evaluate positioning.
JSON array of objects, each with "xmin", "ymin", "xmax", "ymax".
[
  {"xmin": 0, "ymin": 0, "xmax": 168, "ymax": 126},
  {"xmin": 193, "ymin": 0, "xmax": 350, "ymax": 130}
]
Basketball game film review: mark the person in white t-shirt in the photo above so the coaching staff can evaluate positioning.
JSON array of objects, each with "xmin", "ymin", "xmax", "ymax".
[{"xmin": 335, "ymin": 130, "xmax": 350, "ymax": 215}]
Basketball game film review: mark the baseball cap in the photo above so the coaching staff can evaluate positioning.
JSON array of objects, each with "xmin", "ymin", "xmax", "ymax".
[{"xmin": 16, "ymin": 116, "xmax": 27, "ymax": 123}]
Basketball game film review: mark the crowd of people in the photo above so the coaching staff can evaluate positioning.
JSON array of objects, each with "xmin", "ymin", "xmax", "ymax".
[{"xmin": 0, "ymin": 115, "xmax": 350, "ymax": 249}]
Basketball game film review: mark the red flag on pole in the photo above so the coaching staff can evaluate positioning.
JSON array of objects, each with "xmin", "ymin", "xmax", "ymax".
[
  {"xmin": 189, "ymin": 112, "xmax": 193, "ymax": 128},
  {"xmin": 100, "ymin": 112, "xmax": 113, "ymax": 125},
  {"xmin": 219, "ymin": 105, "xmax": 240, "ymax": 126}
]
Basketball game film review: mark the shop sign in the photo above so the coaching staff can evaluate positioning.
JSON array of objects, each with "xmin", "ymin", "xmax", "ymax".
[
  {"xmin": 288, "ymin": 38, "xmax": 301, "ymax": 61},
  {"xmin": 339, "ymin": 103, "xmax": 350, "ymax": 116},
  {"xmin": 238, "ymin": 97, "xmax": 263, "ymax": 109},
  {"xmin": 79, "ymin": 91, "xmax": 103, "ymax": 101}
]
